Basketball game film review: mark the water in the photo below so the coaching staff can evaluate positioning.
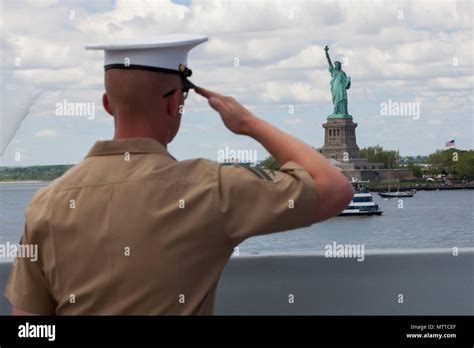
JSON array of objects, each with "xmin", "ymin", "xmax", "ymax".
[
  {"xmin": 1, "ymin": 182, "xmax": 472, "ymax": 255},
  {"xmin": 0, "ymin": 182, "xmax": 52, "ymax": 247}
]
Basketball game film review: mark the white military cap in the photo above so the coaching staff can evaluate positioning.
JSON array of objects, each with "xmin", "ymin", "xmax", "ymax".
[{"xmin": 85, "ymin": 34, "xmax": 208, "ymax": 89}]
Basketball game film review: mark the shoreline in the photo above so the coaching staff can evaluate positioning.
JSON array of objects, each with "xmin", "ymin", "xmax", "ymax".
[
  {"xmin": 0, "ymin": 180, "xmax": 46, "ymax": 184},
  {"xmin": 369, "ymin": 184, "xmax": 474, "ymax": 192},
  {"xmin": 3, "ymin": 181, "xmax": 474, "ymax": 191}
]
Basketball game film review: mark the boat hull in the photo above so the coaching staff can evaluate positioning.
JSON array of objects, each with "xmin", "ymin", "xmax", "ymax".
[
  {"xmin": 339, "ymin": 210, "xmax": 383, "ymax": 216},
  {"xmin": 378, "ymin": 190, "xmax": 416, "ymax": 198}
]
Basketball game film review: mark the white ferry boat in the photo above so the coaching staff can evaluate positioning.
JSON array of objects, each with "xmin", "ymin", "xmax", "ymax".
[{"xmin": 339, "ymin": 181, "xmax": 383, "ymax": 216}]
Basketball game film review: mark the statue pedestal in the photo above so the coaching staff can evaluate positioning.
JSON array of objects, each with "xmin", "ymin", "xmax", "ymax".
[
  {"xmin": 320, "ymin": 117, "xmax": 360, "ymax": 162},
  {"xmin": 319, "ymin": 117, "xmax": 385, "ymax": 181}
]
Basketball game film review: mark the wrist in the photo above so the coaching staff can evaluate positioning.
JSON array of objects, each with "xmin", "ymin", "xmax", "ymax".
[{"xmin": 243, "ymin": 115, "xmax": 265, "ymax": 138}]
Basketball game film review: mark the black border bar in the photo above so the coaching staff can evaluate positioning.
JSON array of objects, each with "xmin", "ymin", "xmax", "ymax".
[{"xmin": 0, "ymin": 315, "xmax": 472, "ymax": 345}]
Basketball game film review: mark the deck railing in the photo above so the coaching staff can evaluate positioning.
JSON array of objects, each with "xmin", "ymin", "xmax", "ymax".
[{"xmin": 1, "ymin": 248, "xmax": 472, "ymax": 315}]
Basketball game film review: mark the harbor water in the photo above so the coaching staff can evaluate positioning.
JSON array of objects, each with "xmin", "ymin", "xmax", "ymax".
[{"xmin": 0, "ymin": 182, "xmax": 472, "ymax": 257}]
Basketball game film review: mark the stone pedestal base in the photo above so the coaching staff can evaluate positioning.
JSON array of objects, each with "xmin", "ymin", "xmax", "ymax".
[
  {"xmin": 319, "ymin": 116, "xmax": 388, "ymax": 181},
  {"xmin": 320, "ymin": 117, "xmax": 360, "ymax": 162}
]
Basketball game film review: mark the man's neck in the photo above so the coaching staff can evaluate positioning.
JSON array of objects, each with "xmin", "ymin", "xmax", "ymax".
[{"xmin": 114, "ymin": 124, "xmax": 168, "ymax": 148}]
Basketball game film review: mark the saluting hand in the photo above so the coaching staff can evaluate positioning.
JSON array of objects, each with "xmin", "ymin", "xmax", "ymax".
[{"xmin": 195, "ymin": 87, "xmax": 257, "ymax": 135}]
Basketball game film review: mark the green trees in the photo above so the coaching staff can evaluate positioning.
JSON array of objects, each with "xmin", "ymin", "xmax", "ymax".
[
  {"xmin": 261, "ymin": 156, "xmax": 280, "ymax": 171},
  {"xmin": 0, "ymin": 165, "xmax": 73, "ymax": 181},
  {"xmin": 405, "ymin": 163, "xmax": 423, "ymax": 178},
  {"xmin": 359, "ymin": 146, "xmax": 398, "ymax": 169},
  {"xmin": 358, "ymin": 146, "xmax": 473, "ymax": 179},
  {"xmin": 1, "ymin": 148, "xmax": 473, "ymax": 181},
  {"xmin": 427, "ymin": 149, "xmax": 474, "ymax": 179}
]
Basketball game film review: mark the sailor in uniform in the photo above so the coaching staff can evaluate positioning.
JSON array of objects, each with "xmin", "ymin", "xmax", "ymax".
[{"xmin": 5, "ymin": 34, "xmax": 353, "ymax": 315}]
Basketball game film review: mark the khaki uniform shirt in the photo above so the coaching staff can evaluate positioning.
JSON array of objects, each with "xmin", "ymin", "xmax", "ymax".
[{"xmin": 4, "ymin": 137, "xmax": 316, "ymax": 315}]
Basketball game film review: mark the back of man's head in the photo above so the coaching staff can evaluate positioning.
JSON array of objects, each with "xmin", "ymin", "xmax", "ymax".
[
  {"xmin": 104, "ymin": 69, "xmax": 181, "ymax": 117},
  {"xmin": 102, "ymin": 69, "xmax": 184, "ymax": 144}
]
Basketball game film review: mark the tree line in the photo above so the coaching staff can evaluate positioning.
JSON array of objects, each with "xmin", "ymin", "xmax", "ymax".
[
  {"xmin": 0, "ymin": 165, "xmax": 73, "ymax": 181},
  {"xmin": 1, "ymin": 147, "xmax": 472, "ymax": 181},
  {"xmin": 261, "ymin": 146, "xmax": 474, "ymax": 180}
]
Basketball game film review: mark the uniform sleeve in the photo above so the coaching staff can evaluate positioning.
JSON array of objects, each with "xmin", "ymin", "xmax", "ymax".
[
  {"xmin": 217, "ymin": 161, "xmax": 317, "ymax": 244},
  {"xmin": 3, "ymin": 223, "xmax": 56, "ymax": 315}
]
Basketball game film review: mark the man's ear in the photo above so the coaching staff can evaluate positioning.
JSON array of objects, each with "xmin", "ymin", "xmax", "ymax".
[
  {"xmin": 166, "ymin": 90, "xmax": 181, "ymax": 117},
  {"xmin": 102, "ymin": 93, "xmax": 113, "ymax": 116}
]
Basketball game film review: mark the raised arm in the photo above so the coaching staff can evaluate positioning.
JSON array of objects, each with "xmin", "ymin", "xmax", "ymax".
[
  {"xmin": 195, "ymin": 87, "xmax": 354, "ymax": 222},
  {"xmin": 324, "ymin": 45, "xmax": 333, "ymax": 68}
]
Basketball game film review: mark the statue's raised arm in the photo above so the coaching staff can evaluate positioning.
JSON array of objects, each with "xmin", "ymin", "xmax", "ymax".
[{"xmin": 324, "ymin": 45, "xmax": 333, "ymax": 68}]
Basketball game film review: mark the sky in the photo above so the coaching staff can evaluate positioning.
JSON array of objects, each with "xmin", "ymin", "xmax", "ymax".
[{"xmin": 0, "ymin": 0, "xmax": 472, "ymax": 166}]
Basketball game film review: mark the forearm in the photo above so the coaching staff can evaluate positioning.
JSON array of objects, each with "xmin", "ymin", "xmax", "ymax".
[
  {"xmin": 246, "ymin": 118, "xmax": 341, "ymax": 182},
  {"xmin": 247, "ymin": 117, "xmax": 353, "ymax": 221}
]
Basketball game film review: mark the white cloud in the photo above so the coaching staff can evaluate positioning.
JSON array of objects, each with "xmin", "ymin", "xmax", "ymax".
[
  {"xmin": 262, "ymin": 81, "xmax": 328, "ymax": 104},
  {"xmin": 34, "ymin": 128, "xmax": 59, "ymax": 138},
  {"xmin": 283, "ymin": 117, "xmax": 305, "ymax": 128},
  {"xmin": 0, "ymin": 0, "xmax": 472, "ymax": 163},
  {"xmin": 2, "ymin": 0, "xmax": 472, "ymax": 105}
]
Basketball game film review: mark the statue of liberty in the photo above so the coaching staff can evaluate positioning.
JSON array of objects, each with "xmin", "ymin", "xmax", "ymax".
[{"xmin": 324, "ymin": 45, "xmax": 351, "ymax": 118}]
